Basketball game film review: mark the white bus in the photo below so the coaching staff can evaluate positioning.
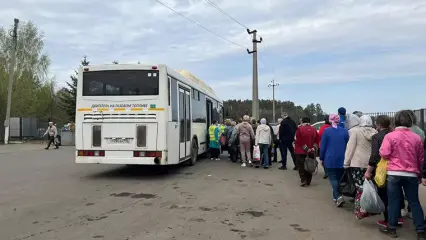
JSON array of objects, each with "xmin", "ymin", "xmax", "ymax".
[{"xmin": 75, "ymin": 64, "xmax": 223, "ymax": 166}]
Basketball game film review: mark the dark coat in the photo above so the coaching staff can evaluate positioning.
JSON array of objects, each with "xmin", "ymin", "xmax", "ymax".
[{"xmin": 279, "ymin": 117, "xmax": 297, "ymax": 143}]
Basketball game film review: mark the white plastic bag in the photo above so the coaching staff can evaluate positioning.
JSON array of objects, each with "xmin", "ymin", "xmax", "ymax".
[
  {"xmin": 360, "ymin": 180, "xmax": 385, "ymax": 213},
  {"xmin": 253, "ymin": 145, "xmax": 260, "ymax": 161}
]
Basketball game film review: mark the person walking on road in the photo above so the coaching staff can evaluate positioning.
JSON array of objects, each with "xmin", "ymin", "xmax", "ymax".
[
  {"xmin": 266, "ymin": 119, "xmax": 275, "ymax": 166},
  {"xmin": 320, "ymin": 114, "xmax": 349, "ymax": 207},
  {"xmin": 278, "ymin": 113, "xmax": 297, "ymax": 170},
  {"xmin": 209, "ymin": 120, "xmax": 220, "ymax": 161},
  {"xmin": 255, "ymin": 118, "xmax": 272, "ymax": 169},
  {"xmin": 272, "ymin": 118, "xmax": 282, "ymax": 163},
  {"xmin": 344, "ymin": 114, "xmax": 377, "ymax": 219},
  {"xmin": 228, "ymin": 121, "xmax": 238, "ymax": 163},
  {"xmin": 43, "ymin": 122, "xmax": 59, "ymax": 150},
  {"xmin": 379, "ymin": 110, "xmax": 425, "ymax": 239},
  {"xmin": 294, "ymin": 117, "xmax": 319, "ymax": 187},
  {"xmin": 318, "ymin": 115, "xmax": 331, "ymax": 179},
  {"xmin": 236, "ymin": 115, "xmax": 255, "ymax": 167},
  {"xmin": 364, "ymin": 115, "xmax": 404, "ymax": 229}
]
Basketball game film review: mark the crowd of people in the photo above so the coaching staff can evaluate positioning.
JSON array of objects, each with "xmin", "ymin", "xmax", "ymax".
[{"xmin": 208, "ymin": 107, "xmax": 426, "ymax": 239}]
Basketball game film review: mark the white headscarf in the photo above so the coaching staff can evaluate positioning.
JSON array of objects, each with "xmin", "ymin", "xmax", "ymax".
[
  {"xmin": 359, "ymin": 115, "xmax": 373, "ymax": 127},
  {"xmin": 347, "ymin": 114, "xmax": 361, "ymax": 129}
]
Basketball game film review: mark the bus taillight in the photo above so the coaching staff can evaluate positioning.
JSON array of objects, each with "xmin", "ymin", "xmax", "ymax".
[{"xmin": 78, "ymin": 150, "xmax": 105, "ymax": 156}]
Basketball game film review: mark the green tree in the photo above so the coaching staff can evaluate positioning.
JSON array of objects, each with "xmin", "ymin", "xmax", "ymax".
[
  {"xmin": 0, "ymin": 21, "xmax": 52, "ymax": 119},
  {"xmin": 304, "ymin": 103, "xmax": 317, "ymax": 118},
  {"xmin": 223, "ymin": 99, "xmax": 324, "ymax": 123},
  {"xmin": 58, "ymin": 56, "xmax": 89, "ymax": 120}
]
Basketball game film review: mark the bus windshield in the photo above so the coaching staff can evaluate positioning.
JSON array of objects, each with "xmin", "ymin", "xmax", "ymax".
[{"xmin": 82, "ymin": 70, "xmax": 159, "ymax": 96}]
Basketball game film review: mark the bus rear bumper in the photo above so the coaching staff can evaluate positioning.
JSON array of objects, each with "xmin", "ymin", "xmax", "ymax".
[{"xmin": 75, "ymin": 151, "xmax": 173, "ymax": 165}]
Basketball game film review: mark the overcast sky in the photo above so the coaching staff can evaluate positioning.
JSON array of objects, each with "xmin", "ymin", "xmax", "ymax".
[{"xmin": 1, "ymin": 0, "xmax": 426, "ymax": 113}]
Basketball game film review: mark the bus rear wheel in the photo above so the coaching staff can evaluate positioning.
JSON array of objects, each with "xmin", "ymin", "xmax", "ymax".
[{"xmin": 188, "ymin": 140, "xmax": 198, "ymax": 166}]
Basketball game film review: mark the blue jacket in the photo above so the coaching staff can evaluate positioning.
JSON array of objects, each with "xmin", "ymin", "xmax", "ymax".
[{"xmin": 320, "ymin": 127, "xmax": 349, "ymax": 168}]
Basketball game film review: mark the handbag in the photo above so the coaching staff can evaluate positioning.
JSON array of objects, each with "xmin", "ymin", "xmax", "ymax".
[
  {"xmin": 339, "ymin": 168, "xmax": 357, "ymax": 198},
  {"xmin": 304, "ymin": 152, "xmax": 318, "ymax": 174}
]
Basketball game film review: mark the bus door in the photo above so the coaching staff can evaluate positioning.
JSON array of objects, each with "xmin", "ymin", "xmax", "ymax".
[{"xmin": 178, "ymin": 87, "xmax": 191, "ymax": 160}]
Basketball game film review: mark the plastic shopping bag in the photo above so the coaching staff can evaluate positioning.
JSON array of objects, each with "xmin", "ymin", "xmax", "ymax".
[
  {"xmin": 374, "ymin": 158, "xmax": 388, "ymax": 188},
  {"xmin": 253, "ymin": 145, "xmax": 261, "ymax": 161},
  {"xmin": 360, "ymin": 180, "xmax": 385, "ymax": 214}
]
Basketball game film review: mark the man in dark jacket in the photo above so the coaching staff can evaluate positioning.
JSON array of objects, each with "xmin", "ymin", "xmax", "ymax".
[{"xmin": 278, "ymin": 113, "xmax": 297, "ymax": 170}]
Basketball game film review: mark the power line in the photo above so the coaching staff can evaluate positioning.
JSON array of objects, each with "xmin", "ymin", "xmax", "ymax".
[
  {"xmin": 203, "ymin": 0, "xmax": 249, "ymax": 29},
  {"xmin": 154, "ymin": 0, "xmax": 246, "ymax": 49},
  {"xmin": 203, "ymin": 0, "xmax": 265, "ymax": 42}
]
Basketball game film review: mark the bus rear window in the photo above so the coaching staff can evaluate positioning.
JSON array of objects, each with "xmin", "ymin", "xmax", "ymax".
[{"xmin": 82, "ymin": 70, "xmax": 159, "ymax": 96}]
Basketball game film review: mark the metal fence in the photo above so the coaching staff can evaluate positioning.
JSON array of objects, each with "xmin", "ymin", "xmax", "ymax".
[
  {"xmin": 0, "ymin": 117, "xmax": 50, "ymax": 142},
  {"xmin": 243, "ymin": 108, "xmax": 426, "ymax": 131},
  {"xmin": 365, "ymin": 109, "xmax": 425, "ymax": 131}
]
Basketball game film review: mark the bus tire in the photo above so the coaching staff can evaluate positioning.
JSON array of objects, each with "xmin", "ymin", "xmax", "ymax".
[{"xmin": 188, "ymin": 139, "xmax": 198, "ymax": 166}]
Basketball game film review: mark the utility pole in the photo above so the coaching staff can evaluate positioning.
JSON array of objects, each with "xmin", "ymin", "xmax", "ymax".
[
  {"xmin": 268, "ymin": 79, "xmax": 279, "ymax": 122},
  {"xmin": 3, "ymin": 18, "xmax": 19, "ymax": 144},
  {"xmin": 247, "ymin": 29, "xmax": 262, "ymax": 120}
]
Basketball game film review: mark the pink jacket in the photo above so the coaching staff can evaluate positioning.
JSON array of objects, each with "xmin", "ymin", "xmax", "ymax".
[{"xmin": 380, "ymin": 127, "xmax": 424, "ymax": 176}]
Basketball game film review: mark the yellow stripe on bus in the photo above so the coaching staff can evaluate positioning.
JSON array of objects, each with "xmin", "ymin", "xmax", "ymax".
[
  {"xmin": 130, "ymin": 107, "xmax": 143, "ymax": 111},
  {"xmin": 149, "ymin": 108, "xmax": 164, "ymax": 111},
  {"xmin": 77, "ymin": 108, "xmax": 92, "ymax": 112},
  {"xmin": 97, "ymin": 108, "xmax": 109, "ymax": 111},
  {"xmin": 114, "ymin": 107, "xmax": 126, "ymax": 111}
]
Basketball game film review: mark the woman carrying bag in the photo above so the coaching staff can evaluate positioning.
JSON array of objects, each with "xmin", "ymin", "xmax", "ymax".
[
  {"xmin": 320, "ymin": 114, "xmax": 349, "ymax": 207},
  {"xmin": 364, "ymin": 115, "xmax": 405, "ymax": 228},
  {"xmin": 294, "ymin": 117, "xmax": 319, "ymax": 187}
]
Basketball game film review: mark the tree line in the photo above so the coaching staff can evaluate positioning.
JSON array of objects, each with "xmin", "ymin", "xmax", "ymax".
[
  {"xmin": 223, "ymin": 100, "xmax": 324, "ymax": 123},
  {"xmin": 0, "ymin": 21, "xmax": 326, "ymax": 140}
]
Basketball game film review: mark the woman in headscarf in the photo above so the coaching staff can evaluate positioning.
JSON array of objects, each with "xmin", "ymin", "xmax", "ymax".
[
  {"xmin": 344, "ymin": 114, "xmax": 378, "ymax": 219},
  {"xmin": 236, "ymin": 115, "xmax": 255, "ymax": 167},
  {"xmin": 294, "ymin": 117, "xmax": 319, "ymax": 187},
  {"xmin": 320, "ymin": 114, "xmax": 349, "ymax": 206},
  {"xmin": 255, "ymin": 118, "xmax": 272, "ymax": 169},
  {"xmin": 318, "ymin": 115, "xmax": 331, "ymax": 179}
]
